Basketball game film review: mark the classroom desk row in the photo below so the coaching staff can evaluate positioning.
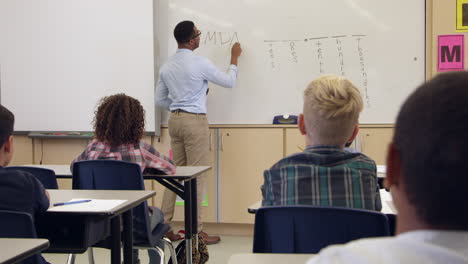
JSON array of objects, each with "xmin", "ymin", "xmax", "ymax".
[{"xmin": 19, "ymin": 165, "xmax": 210, "ymax": 264}]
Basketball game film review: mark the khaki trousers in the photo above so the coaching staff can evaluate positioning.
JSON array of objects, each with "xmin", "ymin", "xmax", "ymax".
[{"xmin": 161, "ymin": 112, "xmax": 209, "ymax": 232}]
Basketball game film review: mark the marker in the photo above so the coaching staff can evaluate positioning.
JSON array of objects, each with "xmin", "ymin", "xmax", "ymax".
[{"xmin": 53, "ymin": 199, "xmax": 92, "ymax": 207}]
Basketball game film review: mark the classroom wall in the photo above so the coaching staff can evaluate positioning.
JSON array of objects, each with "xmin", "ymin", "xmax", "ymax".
[
  {"xmin": 7, "ymin": 0, "xmax": 455, "ymax": 231},
  {"xmin": 428, "ymin": 0, "xmax": 468, "ymax": 75},
  {"xmin": 430, "ymin": 0, "xmax": 467, "ymax": 75},
  {"xmin": 10, "ymin": 0, "xmax": 450, "ymax": 165}
]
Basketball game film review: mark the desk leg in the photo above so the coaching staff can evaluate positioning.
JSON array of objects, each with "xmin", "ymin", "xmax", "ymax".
[
  {"xmin": 191, "ymin": 178, "xmax": 198, "ymax": 250},
  {"xmin": 110, "ymin": 216, "xmax": 121, "ymax": 264},
  {"xmin": 184, "ymin": 180, "xmax": 193, "ymax": 264},
  {"xmin": 123, "ymin": 210, "xmax": 134, "ymax": 264}
]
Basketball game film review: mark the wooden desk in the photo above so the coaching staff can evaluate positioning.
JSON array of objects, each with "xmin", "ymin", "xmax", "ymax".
[
  {"xmin": 228, "ymin": 253, "xmax": 313, "ymax": 264},
  {"xmin": 40, "ymin": 190, "xmax": 155, "ymax": 264},
  {"xmin": 25, "ymin": 164, "xmax": 210, "ymax": 264},
  {"xmin": 249, "ymin": 189, "xmax": 396, "ymax": 214},
  {"xmin": 0, "ymin": 238, "xmax": 49, "ymax": 264}
]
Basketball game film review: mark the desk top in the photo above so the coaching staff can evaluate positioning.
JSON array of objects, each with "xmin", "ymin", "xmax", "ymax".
[
  {"xmin": 377, "ymin": 165, "xmax": 386, "ymax": 178},
  {"xmin": 47, "ymin": 190, "xmax": 155, "ymax": 215},
  {"xmin": 0, "ymin": 238, "xmax": 49, "ymax": 264},
  {"xmin": 249, "ymin": 189, "xmax": 396, "ymax": 214},
  {"xmin": 145, "ymin": 166, "xmax": 211, "ymax": 180},
  {"xmin": 228, "ymin": 253, "xmax": 313, "ymax": 264},
  {"xmin": 23, "ymin": 164, "xmax": 72, "ymax": 177},
  {"xmin": 24, "ymin": 164, "xmax": 211, "ymax": 180}
]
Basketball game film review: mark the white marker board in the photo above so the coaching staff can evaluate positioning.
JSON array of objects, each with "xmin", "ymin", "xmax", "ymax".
[
  {"xmin": 156, "ymin": 0, "xmax": 425, "ymax": 124},
  {"xmin": 0, "ymin": 0, "xmax": 155, "ymax": 131}
]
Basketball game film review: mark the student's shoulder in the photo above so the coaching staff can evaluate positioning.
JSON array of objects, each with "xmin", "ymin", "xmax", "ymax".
[
  {"xmin": 138, "ymin": 141, "xmax": 158, "ymax": 154},
  {"xmin": 268, "ymin": 152, "xmax": 310, "ymax": 170},
  {"xmin": 0, "ymin": 169, "xmax": 41, "ymax": 188},
  {"xmin": 309, "ymin": 237, "xmax": 396, "ymax": 264},
  {"xmin": 352, "ymin": 152, "xmax": 377, "ymax": 170}
]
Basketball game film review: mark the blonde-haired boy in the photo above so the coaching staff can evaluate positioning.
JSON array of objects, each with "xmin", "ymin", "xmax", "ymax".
[{"xmin": 262, "ymin": 75, "xmax": 381, "ymax": 210}]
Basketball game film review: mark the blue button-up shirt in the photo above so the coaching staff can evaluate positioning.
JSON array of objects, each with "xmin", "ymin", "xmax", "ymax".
[{"xmin": 155, "ymin": 49, "xmax": 238, "ymax": 114}]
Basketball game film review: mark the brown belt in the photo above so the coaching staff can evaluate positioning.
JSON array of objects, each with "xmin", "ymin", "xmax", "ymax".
[{"xmin": 171, "ymin": 109, "xmax": 206, "ymax": 115}]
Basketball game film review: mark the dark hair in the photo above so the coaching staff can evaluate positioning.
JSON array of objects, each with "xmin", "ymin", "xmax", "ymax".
[
  {"xmin": 174, "ymin": 20, "xmax": 195, "ymax": 43},
  {"xmin": 0, "ymin": 105, "xmax": 14, "ymax": 147},
  {"xmin": 393, "ymin": 71, "xmax": 468, "ymax": 230},
  {"xmin": 93, "ymin": 94, "xmax": 145, "ymax": 146}
]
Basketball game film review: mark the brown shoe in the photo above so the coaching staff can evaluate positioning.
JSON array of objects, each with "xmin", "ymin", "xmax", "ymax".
[
  {"xmin": 199, "ymin": 231, "xmax": 221, "ymax": 245},
  {"xmin": 165, "ymin": 230, "xmax": 183, "ymax": 242}
]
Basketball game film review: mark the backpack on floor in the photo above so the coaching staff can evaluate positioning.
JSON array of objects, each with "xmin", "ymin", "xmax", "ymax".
[{"xmin": 169, "ymin": 234, "xmax": 209, "ymax": 264}]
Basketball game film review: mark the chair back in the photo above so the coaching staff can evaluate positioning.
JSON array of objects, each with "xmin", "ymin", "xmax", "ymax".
[
  {"xmin": 72, "ymin": 160, "xmax": 157, "ymax": 245},
  {"xmin": 253, "ymin": 206, "xmax": 390, "ymax": 254},
  {"xmin": 5, "ymin": 166, "xmax": 58, "ymax": 189},
  {"xmin": 0, "ymin": 210, "xmax": 45, "ymax": 264}
]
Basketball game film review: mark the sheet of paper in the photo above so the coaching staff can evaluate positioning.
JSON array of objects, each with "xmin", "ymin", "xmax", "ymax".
[
  {"xmin": 48, "ymin": 198, "xmax": 127, "ymax": 212},
  {"xmin": 379, "ymin": 189, "xmax": 396, "ymax": 214},
  {"xmin": 377, "ymin": 165, "xmax": 386, "ymax": 173}
]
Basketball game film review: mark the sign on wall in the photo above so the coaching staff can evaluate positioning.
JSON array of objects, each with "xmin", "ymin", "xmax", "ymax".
[
  {"xmin": 438, "ymin": 35, "xmax": 465, "ymax": 72},
  {"xmin": 456, "ymin": 0, "xmax": 468, "ymax": 31}
]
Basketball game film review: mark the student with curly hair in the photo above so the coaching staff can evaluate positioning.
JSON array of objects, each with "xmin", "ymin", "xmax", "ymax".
[
  {"xmin": 71, "ymin": 93, "xmax": 175, "ymax": 174},
  {"xmin": 71, "ymin": 94, "xmax": 175, "ymax": 263}
]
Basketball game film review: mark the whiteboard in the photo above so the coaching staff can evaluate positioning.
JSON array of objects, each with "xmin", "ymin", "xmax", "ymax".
[
  {"xmin": 156, "ymin": 0, "xmax": 425, "ymax": 124},
  {"xmin": 0, "ymin": 0, "xmax": 155, "ymax": 131}
]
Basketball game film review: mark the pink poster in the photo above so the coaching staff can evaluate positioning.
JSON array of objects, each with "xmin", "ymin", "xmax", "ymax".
[{"xmin": 438, "ymin": 35, "xmax": 464, "ymax": 72}]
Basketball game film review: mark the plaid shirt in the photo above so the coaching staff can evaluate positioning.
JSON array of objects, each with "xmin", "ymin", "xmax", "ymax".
[
  {"xmin": 261, "ymin": 145, "xmax": 382, "ymax": 211},
  {"xmin": 71, "ymin": 139, "xmax": 176, "ymax": 175}
]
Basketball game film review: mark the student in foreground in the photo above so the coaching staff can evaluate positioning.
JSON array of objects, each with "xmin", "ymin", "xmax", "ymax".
[
  {"xmin": 0, "ymin": 105, "xmax": 50, "ymax": 263},
  {"xmin": 307, "ymin": 72, "xmax": 468, "ymax": 264},
  {"xmin": 71, "ymin": 94, "xmax": 175, "ymax": 264},
  {"xmin": 262, "ymin": 75, "xmax": 381, "ymax": 211}
]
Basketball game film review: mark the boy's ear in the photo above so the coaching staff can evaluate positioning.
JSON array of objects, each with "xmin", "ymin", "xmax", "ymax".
[
  {"xmin": 385, "ymin": 142, "xmax": 401, "ymax": 189},
  {"xmin": 298, "ymin": 114, "xmax": 306, "ymax": 135},
  {"xmin": 346, "ymin": 125, "xmax": 359, "ymax": 144},
  {"xmin": 3, "ymin": 136, "xmax": 13, "ymax": 153}
]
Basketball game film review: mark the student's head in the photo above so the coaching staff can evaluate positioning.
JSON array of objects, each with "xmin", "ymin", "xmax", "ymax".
[
  {"xmin": 0, "ymin": 105, "xmax": 15, "ymax": 166},
  {"xmin": 93, "ymin": 93, "xmax": 145, "ymax": 147},
  {"xmin": 299, "ymin": 75, "xmax": 363, "ymax": 147},
  {"xmin": 174, "ymin": 20, "xmax": 200, "ymax": 50},
  {"xmin": 387, "ymin": 71, "xmax": 468, "ymax": 231}
]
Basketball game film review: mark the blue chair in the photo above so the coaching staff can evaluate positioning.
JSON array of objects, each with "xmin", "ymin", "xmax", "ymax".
[
  {"xmin": 72, "ymin": 160, "xmax": 176, "ymax": 264},
  {"xmin": 253, "ymin": 206, "xmax": 390, "ymax": 254},
  {"xmin": 0, "ymin": 210, "xmax": 47, "ymax": 264},
  {"xmin": 5, "ymin": 166, "xmax": 58, "ymax": 189}
]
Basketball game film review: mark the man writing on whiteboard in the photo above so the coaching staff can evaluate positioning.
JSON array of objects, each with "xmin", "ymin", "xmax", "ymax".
[{"xmin": 156, "ymin": 20, "xmax": 242, "ymax": 244}]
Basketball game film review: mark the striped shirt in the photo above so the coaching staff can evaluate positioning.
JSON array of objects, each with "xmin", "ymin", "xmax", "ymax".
[
  {"xmin": 71, "ymin": 139, "xmax": 176, "ymax": 175},
  {"xmin": 261, "ymin": 145, "xmax": 382, "ymax": 211}
]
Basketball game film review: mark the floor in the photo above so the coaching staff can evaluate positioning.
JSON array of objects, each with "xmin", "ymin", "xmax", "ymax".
[{"xmin": 43, "ymin": 235, "xmax": 253, "ymax": 263}]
